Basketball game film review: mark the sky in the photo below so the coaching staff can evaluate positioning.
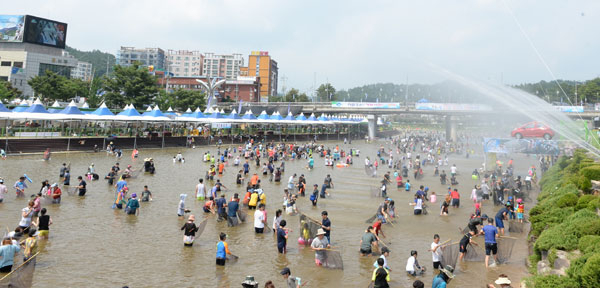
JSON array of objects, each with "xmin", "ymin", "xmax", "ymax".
[{"xmin": 5, "ymin": 0, "xmax": 600, "ymax": 93}]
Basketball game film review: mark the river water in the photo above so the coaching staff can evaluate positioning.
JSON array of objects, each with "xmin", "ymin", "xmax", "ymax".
[{"xmin": 0, "ymin": 140, "xmax": 538, "ymax": 287}]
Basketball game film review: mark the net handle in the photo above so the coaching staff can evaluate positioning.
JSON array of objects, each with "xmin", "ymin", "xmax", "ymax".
[{"xmin": 0, "ymin": 252, "xmax": 39, "ymax": 281}]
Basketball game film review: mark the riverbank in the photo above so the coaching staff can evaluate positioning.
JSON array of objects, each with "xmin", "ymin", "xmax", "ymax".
[{"xmin": 526, "ymin": 150, "xmax": 600, "ymax": 287}]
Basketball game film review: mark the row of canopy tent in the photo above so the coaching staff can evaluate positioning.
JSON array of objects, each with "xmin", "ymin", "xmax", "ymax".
[{"xmin": 0, "ymin": 100, "xmax": 367, "ymax": 124}]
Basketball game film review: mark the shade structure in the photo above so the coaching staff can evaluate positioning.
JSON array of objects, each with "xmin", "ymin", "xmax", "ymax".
[
  {"xmin": 177, "ymin": 108, "xmax": 206, "ymax": 122},
  {"xmin": 317, "ymin": 114, "xmax": 329, "ymax": 121},
  {"xmin": 256, "ymin": 110, "xmax": 270, "ymax": 121},
  {"xmin": 226, "ymin": 110, "xmax": 243, "ymax": 122},
  {"xmin": 242, "ymin": 110, "xmax": 257, "ymax": 121},
  {"xmin": 91, "ymin": 103, "xmax": 115, "ymax": 117},
  {"xmin": 60, "ymin": 101, "xmax": 85, "ymax": 115},
  {"xmin": 115, "ymin": 105, "xmax": 144, "ymax": 121},
  {"xmin": 270, "ymin": 111, "xmax": 284, "ymax": 121},
  {"xmin": 141, "ymin": 106, "xmax": 153, "ymax": 116},
  {"xmin": 306, "ymin": 113, "xmax": 317, "ymax": 121},
  {"xmin": 143, "ymin": 106, "xmax": 170, "ymax": 121},
  {"xmin": 208, "ymin": 111, "xmax": 224, "ymax": 119},
  {"xmin": 24, "ymin": 99, "xmax": 48, "ymax": 113},
  {"xmin": 48, "ymin": 108, "xmax": 63, "ymax": 114},
  {"xmin": 164, "ymin": 107, "xmax": 177, "ymax": 116},
  {"xmin": 0, "ymin": 101, "xmax": 10, "ymax": 113},
  {"xmin": 51, "ymin": 100, "xmax": 61, "ymax": 108},
  {"xmin": 12, "ymin": 106, "xmax": 29, "ymax": 112},
  {"xmin": 82, "ymin": 102, "xmax": 89, "ymax": 109}
]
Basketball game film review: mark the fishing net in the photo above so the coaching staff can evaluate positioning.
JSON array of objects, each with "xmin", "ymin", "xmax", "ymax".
[
  {"xmin": 370, "ymin": 186, "xmax": 382, "ymax": 197},
  {"xmin": 463, "ymin": 243, "xmax": 486, "ymax": 262},
  {"xmin": 0, "ymin": 253, "xmax": 37, "ymax": 288},
  {"xmin": 237, "ymin": 208, "xmax": 247, "ymax": 222},
  {"xmin": 226, "ymin": 254, "xmax": 239, "ymax": 263},
  {"xmin": 67, "ymin": 186, "xmax": 78, "ymax": 195},
  {"xmin": 323, "ymin": 249, "xmax": 344, "ymax": 270},
  {"xmin": 299, "ymin": 214, "xmax": 321, "ymax": 241},
  {"xmin": 439, "ymin": 242, "xmax": 459, "ymax": 269},
  {"xmin": 495, "ymin": 237, "xmax": 517, "ymax": 264},
  {"xmin": 364, "ymin": 214, "xmax": 377, "ymax": 224},
  {"xmin": 364, "ymin": 165, "xmax": 376, "ymax": 177},
  {"xmin": 196, "ymin": 219, "xmax": 208, "ymax": 237},
  {"xmin": 42, "ymin": 196, "xmax": 54, "ymax": 205},
  {"xmin": 508, "ymin": 221, "xmax": 525, "ymax": 234}
]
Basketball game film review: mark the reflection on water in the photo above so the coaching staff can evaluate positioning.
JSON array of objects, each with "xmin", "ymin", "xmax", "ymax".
[{"xmin": 0, "ymin": 141, "xmax": 536, "ymax": 287}]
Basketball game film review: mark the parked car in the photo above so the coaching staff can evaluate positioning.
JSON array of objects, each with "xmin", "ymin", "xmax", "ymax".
[{"xmin": 511, "ymin": 122, "xmax": 555, "ymax": 140}]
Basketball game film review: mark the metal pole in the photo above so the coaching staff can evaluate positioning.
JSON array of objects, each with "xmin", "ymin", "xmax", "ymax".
[
  {"xmin": 161, "ymin": 122, "xmax": 165, "ymax": 149},
  {"xmin": 67, "ymin": 121, "xmax": 71, "ymax": 152},
  {"xmin": 134, "ymin": 122, "xmax": 137, "ymax": 150},
  {"xmin": 4, "ymin": 119, "xmax": 8, "ymax": 153}
]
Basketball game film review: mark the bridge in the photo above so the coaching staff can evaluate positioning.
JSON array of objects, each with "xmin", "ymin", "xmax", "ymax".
[{"xmin": 215, "ymin": 102, "xmax": 600, "ymax": 141}]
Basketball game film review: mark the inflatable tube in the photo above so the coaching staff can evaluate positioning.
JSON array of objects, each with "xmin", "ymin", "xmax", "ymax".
[{"xmin": 24, "ymin": 174, "xmax": 33, "ymax": 183}]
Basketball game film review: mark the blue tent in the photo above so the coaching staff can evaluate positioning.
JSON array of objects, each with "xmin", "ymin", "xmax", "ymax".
[
  {"xmin": 417, "ymin": 98, "xmax": 429, "ymax": 103},
  {"xmin": 270, "ymin": 111, "xmax": 284, "ymax": 121},
  {"xmin": 117, "ymin": 106, "xmax": 142, "ymax": 117},
  {"xmin": 24, "ymin": 100, "xmax": 48, "ymax": 113},
  {"xmin": 317, "ymin": 114, "xmax": 329, "ymax": 121},
  {"xmin": 60, "ymin": 101, "xmax": 84, "ymax": 115},
  {"xmin": 256, "ymin": 111, "xmax": 270, "ymax": 120},
  {"xmin": 48, "ymin": 108, "xmax": 63, "ymax": 114},
  {"xmin": 141, "ymin": 106, "xmax": 154, "ymax": 116},
  {"xmin": 295, "ymin": 113, "xmax": 307, "ymax": 121},
  {"xmin": 242, "ymin": 110, "xmax": 257, "ymax": 120},
  {"xmin": 164, "ymin": 107, "xmax": 177, "ymax": 116},
  {"xmin": 307, "ymin": 113, "xmax": 318, "ymax": 121},
  {"xmin": 181, "ymin": 108, "xmax": 205, "ymax": 119},
  {"xmin": 12, "ymin": 106, "xmax": 29, "ymax": 112},
  {"xmin": 92, "ymin": 103, "xmax": 115, "ymax": 116},
  {"xmin": 208, "ymin": 111, "xmax": 224, "ymax": 119},
  {"xmin": 144, "ymin": 107, "xmax": 166, "ymax": 118},
  {"xmin": 283, "ymin": 112, "xmax": 295, "ymax": 121},
  {"xmin": 226, "ymin": 110, "xmax": 242, "ymax": 120},
  {"xmin": 0, "ymin": 102, "xmax": 10, "ymax": 113}
]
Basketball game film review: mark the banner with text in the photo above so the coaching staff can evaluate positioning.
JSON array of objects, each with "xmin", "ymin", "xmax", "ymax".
[
  {"xmin": 331, "ymin": 102, "xmax": 401, "ymax": 109},
  {"xmin": 415, "ymin": 103, "xmax": 492, "ymax": 111}
]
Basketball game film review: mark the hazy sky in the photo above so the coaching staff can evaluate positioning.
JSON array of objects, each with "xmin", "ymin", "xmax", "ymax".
[{"xmin": 6, "ymin": 0, "xmax": 600, "ymax": 93}]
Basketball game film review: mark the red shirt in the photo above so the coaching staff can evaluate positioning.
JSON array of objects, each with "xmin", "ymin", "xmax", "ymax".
[
  {"xmin": 451, "ymin": 191, "xmax": 460, "ymax": 199},
  {"xmin": 373, "ymin": 221, "xmax": 382, "ymax": 235}
]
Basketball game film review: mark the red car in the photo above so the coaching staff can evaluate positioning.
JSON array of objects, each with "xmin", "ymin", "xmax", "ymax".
[{"xmin": 511, "ymin": 122, "xmax": 555, "ymax": 140}]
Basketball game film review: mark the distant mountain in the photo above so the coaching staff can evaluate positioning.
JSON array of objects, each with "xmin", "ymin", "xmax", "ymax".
[{"xmin": 65, "ymin": 46, "xmax": 116, "ymax": 78}]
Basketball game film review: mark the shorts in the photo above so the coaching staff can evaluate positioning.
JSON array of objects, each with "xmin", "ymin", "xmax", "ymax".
[
  {"xmin": 495, "ymin": 217, "xmax": 505, "ymax": 229},
  {"xmin": 468, "ymin": 224, "xmax": 478, "ymax": 233},
  {"xmin": 485, "ymin": 243, "xmax": 498, "ymax": 255},
  {"xmin": 197, "ymin": 196, "xmax": 205, "ymax": 201},
  {"xmin": 33, "ymin": 210, "xmax": 40, "ymax": 218},
  {"xmin": 78, "ymin": 190, "xmax": 86, "ymax": 197},
  {"xmin": 482, "ymin": 194, "xmax": 489, "ymax": 200},
  {"xmin": 451, "ymin": 199, "xmax": 460, "ymax": 207},
  {"xmin": 255, "ymin": 227, "xmax": 264, "ymax": 233},
  {"xmin": 414, "ymin": 209, "xmax": 422, "ymax": 215},
  {"xmin": 459, "ymin": 244, "xmax": 468, "ymax": 253},
  {"xmin": 38, "ymin": 230, "xmax": 49, "ymax": 237},
  {"xmin": 517, "ymin": 212, "xmax": 523, "ymax": 220},
  {"xmin": 216, "ymin": 258, "xmax": 226, "ymax": 266},
  {"xmin": 277, "ymin": 243, "xmax": 286, "ymax": 253},
  {"xmin": 115, "ymin": 203, "xmax": 123, "ymax": 209},
  {"xmin": 0, "ymin": 265, "xmax": 12, "ymax": 273},
  {"xmin": 203, "ymin": 206, "xmax": 211, "ymax": 213},
  {"xmin": 433, "ymin": 261, "xmax": 441, "ymax": 269},
  {"xmin": 315, "ymin": 258, "xmax": 323, "ymax": 266},
  {"xmin": 52, "ymin": 197, "xmax": 61, "ymax": 204},
  {"xmin": 360, "ymin": 248, "xmax": 372, "ymax": 255},
  {"xmin": 0, "ymin": 199, "xmax": 3, "ymax": 203}
]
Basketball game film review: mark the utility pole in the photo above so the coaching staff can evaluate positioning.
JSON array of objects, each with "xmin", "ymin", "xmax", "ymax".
[{"xmin": 106, "ymin": 55, "xmax": 109, "ymax": 76}]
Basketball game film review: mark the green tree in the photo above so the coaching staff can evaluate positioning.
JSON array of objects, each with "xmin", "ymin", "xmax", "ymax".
[
  {"xmin": 155, "ymin": 89, "xmax": 206, "ymax": 112},
  {"xmin": 0, "ymin": 79, "xmax": 21, "ymax": 102},
  {"xmin": 316, "ymin": 83, "xmax": 336, "ymax": 102},
  {"xmin": 85, "ymin": 77, "xmax": 104, "ymax": 107},
  {"xmin": 579, "ymin": 78, "xmax": 600, "ymax": 103},
  {"xmin": 283, "ymin": 88, "xmax": 310, "ymax": 102},
  {"xmin": 28, "ymin": 70, "xmax": 70, "ymax": 102},
  {"xmin": 102, "ymin": 63, "xmax": 159, "ymax": 109}
]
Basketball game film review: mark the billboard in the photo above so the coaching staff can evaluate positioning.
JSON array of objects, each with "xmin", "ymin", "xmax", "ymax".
[
  {"xmin": 553, "ymin": 106, "xmax": 584, "ymax": 113},
  {"xmin": 331, "ymin": 101, "xmax": 401, "ymax": 109},
  {"xmin": 0, "ymin": 15, "xmax": 25, "ymax": 42},
  {"xmin": 23, "ymin": 15, "xmax": 67, "ymax": 48},
  {"xmin": 415, "ymin": 102, "xmax": 492, "ymax": 111}
]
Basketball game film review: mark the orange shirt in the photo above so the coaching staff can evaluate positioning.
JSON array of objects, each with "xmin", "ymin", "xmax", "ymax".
[
  {"xmin": 250, "ymin": 175, "xmax": 259, "ymax": 185},
  {"xmin": 218, "ymin": 163, "xmax": 225, "ymax": 173}
]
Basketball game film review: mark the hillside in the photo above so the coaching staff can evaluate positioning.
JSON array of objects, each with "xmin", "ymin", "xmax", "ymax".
[{"xmin": 65, "ymin": 46, "xmax": 116, "ymax": 78}]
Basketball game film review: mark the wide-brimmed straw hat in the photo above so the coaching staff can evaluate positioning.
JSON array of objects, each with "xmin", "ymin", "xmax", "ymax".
[
  {"xmin": 316, "ymin": 228, "xmax": 326, "ymax": 236},
  {"xmin": 440, "ymin": 265, "xmax": 455, "ymax": 279},
  {"xmin": 495, "ymin": 277, "xmax": 511, "ymax": 285}
]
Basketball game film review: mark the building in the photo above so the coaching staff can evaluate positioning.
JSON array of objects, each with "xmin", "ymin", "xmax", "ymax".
[
  {"xmin": 156, "ymin": 73, "xmax": 260, "ymax": 103},
  {"xmin": 202, "ymin": 53, "xmax": 243, "ymax": 80},
  {"xmin": 117, "ymin": 47, "xmax": 166, "ymax": 71},
  {"xmin": 0, "ymin": 15, "xmax": 75, "ymax": 97},
  {"xmin": 72, "ymin": 60, "xmax": 93, "ymax": 82},
  {"xmin": 245, "ymin": 51, "xmax": 278, "ymax": 102},
  {"xmin": 167, "ymin": 50, "xmax": 203, "ymax": 77}
]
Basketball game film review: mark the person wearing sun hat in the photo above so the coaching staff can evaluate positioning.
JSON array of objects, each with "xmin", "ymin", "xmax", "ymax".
[
  {"xmin": 241, "ymin": 275, "xmax": 259, "ymax": 288},
  {"xmin": 181, "ymin": 214, "xmax": 198, "ymax": 246},
  {"xmin": 310, "ymin": 228, "xmax": 330, "ymax": 266},
  {"xmin": 492, "ymin": 274, "xmax": 512, "ymax": 287},
  {"xmin": 432, "ymin": 265, "xmax": 454, "ymax": 288}
]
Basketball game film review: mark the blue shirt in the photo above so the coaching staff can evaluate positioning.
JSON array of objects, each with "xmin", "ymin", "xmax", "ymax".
[
  {"xmin": 243, "ymin": 163, "xmax": 249, "ymax": 172},
  {"xmin": 432, "ymin": 274, "xmax": 447, "ymax": 288},
  {"xmin": 227, "ymin": 201, "xmax": 239, "ymax": 218},
  {"xmin": 277, "ymin": 227, "xmax": 287, "ymax": 247},
  {"xmin": 482, "ymin": 224, "xmax": 498, "ymax": 244},
  {"xmin": 0, "ymin": 244, "xmax": 20, "ymax": 268},
  {"xmin": 216, "ymin": 198, "xmax": 226, "ymax": 214},
  {"xmin": 405, "ymin": 182, "xmax": 411, "ymax": 191},
  {"xmin": 216, "ymin": 241, "xmax": 226, "ymax": 258},
  {"xmin": 116, "ymin": 180, "xmax": 127, "ymax": 192},
  {"xmin": 496, "ymin": 207, "xmax": 509, "ymax": 220}
]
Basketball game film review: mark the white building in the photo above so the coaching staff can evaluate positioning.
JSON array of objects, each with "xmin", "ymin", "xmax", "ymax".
[
  {"xmin": 117, "ymin": 47, "xmax": 166, "ymax": 71},
  {"xmin": 72, "ymin": 60, "xmax": 93, "ymax": 82},
  {"xmin": 0, "ymin": 43, "xmax": 77, "ymax": 97},
  {"xmin": 167, "ymin": 50, "xmax": 203, "ymax": 77},
  {"xmin": 202, "ymin": 53, "xmax": 243, "ymax": 80}
]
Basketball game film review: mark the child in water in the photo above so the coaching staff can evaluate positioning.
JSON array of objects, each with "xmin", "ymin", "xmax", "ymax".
[{"xmin": 178, "ymin": 194, "xmax": 190, "ymax": 217}]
